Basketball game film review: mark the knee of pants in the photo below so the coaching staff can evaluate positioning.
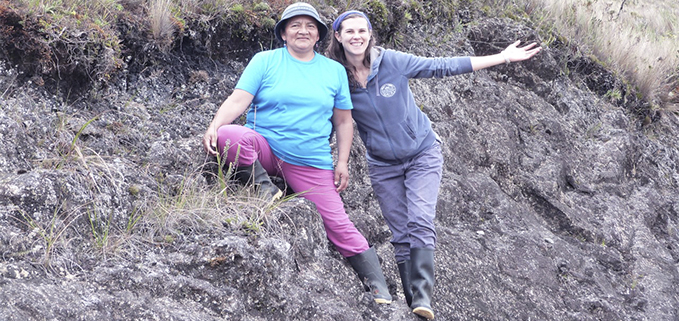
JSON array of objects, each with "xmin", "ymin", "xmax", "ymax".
[{"xmin": 217, "ymin": 126, "xmax": 267, "ymax": 165}]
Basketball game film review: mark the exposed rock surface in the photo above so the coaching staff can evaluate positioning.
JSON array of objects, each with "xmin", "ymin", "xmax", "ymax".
[{"xmin": 1, "ymin": 2, "xmax": 678, "ymax": 321}]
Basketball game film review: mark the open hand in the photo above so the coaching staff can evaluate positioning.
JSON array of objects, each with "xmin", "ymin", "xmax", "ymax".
[{"xmin": 503, "ymin": 40, "xmax": 542, "ymax": 63}]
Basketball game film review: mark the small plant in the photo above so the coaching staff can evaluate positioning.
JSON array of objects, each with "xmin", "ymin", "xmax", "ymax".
[
  {"xmin": 87, "ymin": 206, "xmax": 110, "ymax": 249},
  {"xmin": 163, "ymin": 234, "xmax": 175, "ymax": 243},
  {"xmin": 252, "ymin": 2, "xmax": 270, "ymax": 12},
  {"xmin": 230, "ymin": 3, "xmax": 245, "ymax": 14},
  {"xmin": 528, "ymin": 123, "xmax": 538, "ymax": 134},
  {"xmin": 630, "ymin": 274, "xmax": 643, "ymax": 290},
  {"xmin": 216, "ymin": 146, "xmax": 229, "ymax": 195},
  {"xmin": 365, "ymin": 0, "xmax": 389, "ymax": 30},
  {"xmin": 604, "ymin": 88, "xmax": 623, "ymax": 102},
  {"xmin": 259, "ymin": 17, "xmax": 276, "ymax": 29},
  {"xmin": 242, "ymin": 219, "xmax": 263, "ymax": 234},
  {"xmin": 18, "ymin": 204, "xmax": 80, "ymax": 267},
  {"xmin": 53, "ymin": 113, "xmax": 101, "ymax": 169},
  {"xmin": 126, "ymin": 206, "xmax": 144, "ymax": 233},
  {"xmin": 217, "ymin": 142, "xmax": 239, "ymax": 197},
  {"xmin": 128, "ymin": 184, "xmax": 142, "ymax": 196}
]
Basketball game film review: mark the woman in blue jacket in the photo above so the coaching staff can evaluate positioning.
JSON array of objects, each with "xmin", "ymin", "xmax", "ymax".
[{"xmin": 327, "ymin": 10, "xmax": 541, "ymax": 319}]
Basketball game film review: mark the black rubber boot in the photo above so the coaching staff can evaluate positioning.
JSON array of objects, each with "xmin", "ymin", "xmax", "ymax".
[
  {"xmin": 234, "ymin": 160, "xmax": 283, "ymax": 201},
  {"xmin": 410, "ymin": 248, "xmax": 435, "ymax": 319},
  {"xmin": 397, "ymin": 260, "xmax": 413, "ymax": 306},
  {"xmin": 347, "ymin": 247, "xmax": 393, "ymax": 304}
]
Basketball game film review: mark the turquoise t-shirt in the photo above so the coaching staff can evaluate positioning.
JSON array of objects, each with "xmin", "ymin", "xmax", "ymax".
[{"xmin": 235, "ymin": 48, "xmax": 353, "ymax": 170}]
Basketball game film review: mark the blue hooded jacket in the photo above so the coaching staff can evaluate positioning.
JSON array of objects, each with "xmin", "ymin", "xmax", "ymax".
[{"xmin": 350, "ymin": 47, "xmax": 474, "ymax": 164}]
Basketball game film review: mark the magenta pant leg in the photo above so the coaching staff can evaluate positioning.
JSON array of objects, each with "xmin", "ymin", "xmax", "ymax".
[
  {"xmin": 280, "ymin": 162, "xmax": 369, "ymax": 257},
  {"xmin": 217, "ymin": 125, "xmax": 368, "ymax": 257}
]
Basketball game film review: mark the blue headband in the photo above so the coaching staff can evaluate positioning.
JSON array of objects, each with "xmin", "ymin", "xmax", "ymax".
[{"xmin": 332, "ymin": 10, "xmax": 372, "ymax": 31}]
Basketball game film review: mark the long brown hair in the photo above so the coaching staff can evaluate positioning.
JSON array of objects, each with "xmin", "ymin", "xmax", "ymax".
[{"xmin": 326, "ymin": 14, "xmax": 376, "ymax": 91}]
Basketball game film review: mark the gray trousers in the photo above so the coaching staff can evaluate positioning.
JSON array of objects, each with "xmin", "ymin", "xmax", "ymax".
[{"xmin": 368, "ymin": 142, "xmax": 443, "ymax": 263}]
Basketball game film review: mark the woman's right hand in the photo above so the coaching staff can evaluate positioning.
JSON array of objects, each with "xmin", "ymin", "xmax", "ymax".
[{"xmin": 203, "ymin": 126, "xmax": 219, "ymax": 156}]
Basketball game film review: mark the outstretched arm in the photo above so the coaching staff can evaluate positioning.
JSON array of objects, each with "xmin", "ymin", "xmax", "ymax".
[
  {"xmin": 470, "ymin": 40, "xmax": 542, "ymax": 71},
  {"xmin": 202, "ymin": 89, "xmax": 254, "ymax": 156}
]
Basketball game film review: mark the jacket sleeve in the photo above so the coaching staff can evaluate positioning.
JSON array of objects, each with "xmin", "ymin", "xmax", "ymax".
[{"xmin": 388, "ymin": 49, "xmax": 474, "ymax": 79}]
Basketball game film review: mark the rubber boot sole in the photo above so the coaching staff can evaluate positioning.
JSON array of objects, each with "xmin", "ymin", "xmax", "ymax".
[
  {"xmin": 373, "ymin": 297, "xmax": 392, "ymax": 304},
  {"xmin": 270, "ymin": 189, "xmax": 283, "ymax": 201},
  {"xmin": 413, "ymin": 306, "xmax": 435, "ymax": 320}
]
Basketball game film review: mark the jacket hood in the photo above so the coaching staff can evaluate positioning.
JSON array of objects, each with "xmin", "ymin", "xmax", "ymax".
[{"xmin": 368, "ymin": 46, "xmax": 384, "ymax": 81}]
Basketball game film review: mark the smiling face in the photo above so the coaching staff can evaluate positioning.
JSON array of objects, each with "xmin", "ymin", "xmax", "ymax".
[
  {"xmin": 281, "ymin": 16, "xmax": 320, "ymax": 56},
  {"xmin": 334, "ymin": 16, "xmax": 371, "ymax": 59}
]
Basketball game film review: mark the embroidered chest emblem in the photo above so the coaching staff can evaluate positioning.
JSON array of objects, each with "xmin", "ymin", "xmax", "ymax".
[{"xmin": 379, "ymin": 83, "xmax": 396, "ymax": 97}]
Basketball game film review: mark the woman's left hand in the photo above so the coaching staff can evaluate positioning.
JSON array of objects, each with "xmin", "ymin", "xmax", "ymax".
[
  {"xmin": 502, "ymin": 40, "xmax": 542, "ymax": 63},
  {"xmin": 334, "ymin": 161, "xmax": 350, "ymax": 192}
]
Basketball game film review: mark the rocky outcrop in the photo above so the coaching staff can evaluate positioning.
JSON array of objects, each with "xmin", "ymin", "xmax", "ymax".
[{"xmin": 1, "ymin": 3, "xmax": 678, "ymax": 321}]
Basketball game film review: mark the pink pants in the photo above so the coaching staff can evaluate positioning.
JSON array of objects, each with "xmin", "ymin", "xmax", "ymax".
[{"xmin": 217, "ymin": 125, "xmax": 369, "ymax": 257}]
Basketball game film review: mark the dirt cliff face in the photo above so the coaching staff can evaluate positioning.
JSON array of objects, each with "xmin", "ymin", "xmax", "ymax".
[{"xmin": 1, "ymin": 1, "xmax": 678, "ymax": 320}]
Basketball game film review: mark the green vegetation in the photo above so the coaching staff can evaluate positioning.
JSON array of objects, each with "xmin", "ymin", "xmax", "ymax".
[
  {"xmin": 3, "ymin": 0, "xmax": 676, "ymax": 109},
  {"xmin": 605, "ymin": 88, "xmax": 623, "ymax": 103},
  {"xmin": 7, "ymin": 0, "xmax": 124, "ymax": 83}
]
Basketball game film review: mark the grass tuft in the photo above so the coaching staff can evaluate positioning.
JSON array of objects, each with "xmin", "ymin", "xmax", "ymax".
[
  {"xmin": 149, "ymin": 0, "xmax": 176, "ymax": 52},
  {"xmin": 521, "ymin": 0, "xmax": 678, "ymax": 109}
]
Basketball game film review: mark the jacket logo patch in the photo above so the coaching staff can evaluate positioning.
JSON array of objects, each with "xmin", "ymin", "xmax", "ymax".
[{"xmin": 380, "ymin": 83, "xmax": 396, "ymax": 97}]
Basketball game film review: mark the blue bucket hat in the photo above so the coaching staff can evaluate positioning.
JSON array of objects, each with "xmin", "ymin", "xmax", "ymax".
[{"xmin": 274, "ymin": 2, "xmax": 328, "ymax": 42}]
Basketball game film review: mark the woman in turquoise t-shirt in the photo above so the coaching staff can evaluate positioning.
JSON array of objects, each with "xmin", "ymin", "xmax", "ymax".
[{"xmin": 202, "ymin": 3, "xmax": 392, "ymax": 305}]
